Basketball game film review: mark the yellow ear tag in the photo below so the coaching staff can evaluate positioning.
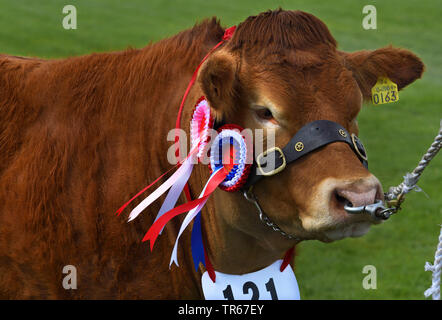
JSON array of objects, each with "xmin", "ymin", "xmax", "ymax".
[{"xmin": 371, "ymin": 77, "xmax": 399, "ymax": 105}]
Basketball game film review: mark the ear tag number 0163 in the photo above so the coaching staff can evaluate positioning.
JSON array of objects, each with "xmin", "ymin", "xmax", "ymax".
[
  {"xmin": 371, "ymin": 77, "xmax": 399, "ymax": 105},
  {"xmin": 201, "ymin": 260, "xmax": 300, "ymax": 300}
]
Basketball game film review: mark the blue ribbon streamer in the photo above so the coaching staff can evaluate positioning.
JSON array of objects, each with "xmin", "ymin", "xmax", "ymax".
[{"xmin": 191, "ymin": 211, "xmax": 206, "ymax": 271}]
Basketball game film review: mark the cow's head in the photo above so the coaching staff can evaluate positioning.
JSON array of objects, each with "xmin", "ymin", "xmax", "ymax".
[{"xmin": 197, "ymin": 10, "xmax": 424, "ymax": 243}]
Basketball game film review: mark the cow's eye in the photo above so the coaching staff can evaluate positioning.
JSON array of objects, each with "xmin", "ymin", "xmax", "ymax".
[{"xmin": 255, "ymin": 108, "xmax": 274, "ymax": 121}]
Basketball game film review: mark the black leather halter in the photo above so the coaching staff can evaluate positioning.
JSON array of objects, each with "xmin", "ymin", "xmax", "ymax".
[{"xmin": 243, "ymin": 120, "xmax": 368, "ymax": 190}]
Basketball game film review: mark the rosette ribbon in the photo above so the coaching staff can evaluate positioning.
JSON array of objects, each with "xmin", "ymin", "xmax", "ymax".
[{"xmin": 142, "ymin": 125, "xmax": 251, "ymax": 268}]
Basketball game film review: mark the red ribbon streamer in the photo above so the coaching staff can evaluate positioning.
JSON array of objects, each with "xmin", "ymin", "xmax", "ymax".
[
  {"xmin": 174, "ymin": 26, "xmax": 236, "ymax": 282},
  {"xmin": 115, "ymin": 145, "xmax": 200, "ymax": 217},
  {"xmin": 203, "ymin": 244, "xmax": 216, "ymax": 283},
  {"xmin": 115, "ymin": 164, "xmax": 178, "ymax": 217},
  {"xmin": 142, "ymin": 168, "xmax": 228, "ymax": 250},
  {"xmin": 280, "ymin": 247, "xmax": 295, "ymax": 272},
  {"xmin": 174, "ymin": 26, "xmax": 236, "ymax": 155}
]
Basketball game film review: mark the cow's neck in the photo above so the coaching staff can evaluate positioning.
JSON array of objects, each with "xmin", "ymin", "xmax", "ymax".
[{"xmin": 208, "ymin": 191, "xmax": 299, "ymax": 274}]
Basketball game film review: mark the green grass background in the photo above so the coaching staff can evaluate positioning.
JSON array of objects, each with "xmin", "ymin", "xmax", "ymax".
[{"xmin": 0, "ymin": 0, "xmax": 440, "ymax": 299}]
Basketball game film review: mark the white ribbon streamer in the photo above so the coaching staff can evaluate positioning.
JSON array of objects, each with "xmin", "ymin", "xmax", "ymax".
[
  {"xmin": 169, "ymin": 168, "xmax": 222, "ymax": 267},
  {"xmin": 128, "ymin": 151, "xmax": 197, "ymax": 222},
  {"xmin": 154, "ymin": 158, "xmax": 195, "ymax": 235}
]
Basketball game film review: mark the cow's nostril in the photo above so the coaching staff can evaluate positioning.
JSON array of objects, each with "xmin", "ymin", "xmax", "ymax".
[
  {"xmin": 334, "ymin": 186, "xmax": 378, "ymax": 209},
  {"xmin": 334, "ymin": 191, "xmax": 354, "ymax": 208}
]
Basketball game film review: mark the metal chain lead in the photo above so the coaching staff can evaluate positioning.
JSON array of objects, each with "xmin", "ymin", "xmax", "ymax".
[
  {"xmin": 385, "ymin": 120, "xmax": 442, "ymax": 202},
  {"xmin": 243, "ymin": 189, "xmax": 301, "ymax": 241}
]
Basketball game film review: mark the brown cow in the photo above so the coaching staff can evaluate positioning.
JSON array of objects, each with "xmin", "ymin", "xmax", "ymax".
[{"xmin": 0, "ymin": 9, "xmax": 423, "ymax": 299}]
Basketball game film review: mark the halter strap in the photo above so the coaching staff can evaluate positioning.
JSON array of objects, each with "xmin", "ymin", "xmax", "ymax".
[{"xmin": 243, "ymin": 120, "xmax": 368, "ymax": 190}]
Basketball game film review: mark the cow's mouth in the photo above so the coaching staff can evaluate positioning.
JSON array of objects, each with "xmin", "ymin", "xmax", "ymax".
[
  {"xmin": 293, "ymin": 176, "xmax": 385, "ymax": 242},
  {"xmin": 322, "ymin": 221, "xmax": 373, "ymax": 242},
  {"xmin": 318, "ymin": 185, "xmax": 384, "ymax": 241}
]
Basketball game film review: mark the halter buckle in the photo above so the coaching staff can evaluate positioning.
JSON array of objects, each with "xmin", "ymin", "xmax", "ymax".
[
  {"xmin": 351, "ymin": 133, "xmax": 368, "ymax": 161},
  {"xmin": 256, "ymin": 147, "xmax": 286, "ymax": 176}
]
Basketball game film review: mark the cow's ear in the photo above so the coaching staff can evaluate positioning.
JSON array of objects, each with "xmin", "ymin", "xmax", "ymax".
[
  {"xmin": 198, "ymin": 51, "xmax": 238, "ymax": 116},
  {"xmin": 341, "ymin": 46, "xmax": 424, "ymax": 100}
]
